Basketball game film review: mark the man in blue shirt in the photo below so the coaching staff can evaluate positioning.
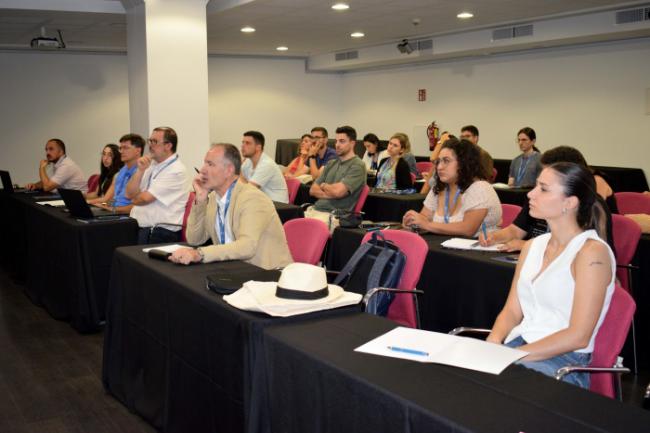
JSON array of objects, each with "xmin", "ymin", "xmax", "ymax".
[
  {"xmin": 307, "ymin": 126, "xmax": 337, "ymax": 179},
  {"xmin": 94, "ymin": 133, "xmax": 144, "ymax": 213}
]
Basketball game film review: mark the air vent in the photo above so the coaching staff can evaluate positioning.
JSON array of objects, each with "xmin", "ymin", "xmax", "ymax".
[
  {"xmin": 417, "ymin": 39, "xmax": 433, "ymax": 51},
  {"xmin": 616, "ymin": 7, "xmax": 650, "ymax": 24},
  {"xmin": 492, "ymin": 24, "xmax": 534, "ymax": 41},
  {"xmin": 335, "ymin": 50, "xmax": 359, "ymax": 61}
]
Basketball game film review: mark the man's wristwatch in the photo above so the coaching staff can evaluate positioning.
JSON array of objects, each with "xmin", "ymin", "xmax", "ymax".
[{"xmin": 195, "ymin": 248, "xmax": 205, "ymax": 263}]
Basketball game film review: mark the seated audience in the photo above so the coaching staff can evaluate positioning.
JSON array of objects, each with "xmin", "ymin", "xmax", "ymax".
[
  {"xmin": 284, "ymin": 134, "xmax": 312, "ymax": 179},
  {"xmin": 361, "ymin": 133, "xmax": 388, "ymax": 172},
  {"xmin": 26, "ymin": 138, "xmax": 87, "ymax": 192},
  {"xmin": 94, "ymin": 133, "xmax": 145, "ymax": 214},
  {"xmin": 487, "ymin": 162, "xmax": 615, "ymax": 389},
  {"xmin": 306, "ymin": 126, "xmax": 367, "ymax": 223},
  {"xmin": 397, "ymin": 132, "xmax": 418, "ymax": 177},
  {"xmin": 402, "ymin": 138, "xmax": 501, "ymax": 237},
  {"xmin": 126, "ymin": 126, "xmax": 188, "ymax": 244},
  {"xmin": 169, "ymin": 143, "xmax": 293, "ymax": 270},
  {"xmin": 307, "ymin": 126, "xmax": 337, "ymax": 179},
  {"xmin": 375, "ymin": 133, "xmax": 414, "ymax": 190},
  {"xmin": 240, "ymin": 130, "xmax": 289, "ymax": 203},
  {"xmin": 480, "ymin": 146, "xmax": 616, "ymax": 252},
  {"xmin": 508, "ymin": 127, "xmax": 542, "ymax": 187},
  {"xmin": 87, "ymin": 143, "xmax": 123, "ymax": 204},
  {"xmin": 460, "ymin": 125, "xmax": 494, "ymax": 181}
]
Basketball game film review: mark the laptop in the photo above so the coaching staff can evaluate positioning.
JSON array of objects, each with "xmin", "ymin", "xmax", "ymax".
[
  {"xmin": 58, "ymin": 188, "xmax": 123, "ymax": 220},
  {"xmin": 0, "ymin": 170, "xmax": 28, "ymax": 193}
]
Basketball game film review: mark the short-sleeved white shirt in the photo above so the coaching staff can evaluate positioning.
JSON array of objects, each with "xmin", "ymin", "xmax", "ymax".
[
  {"xmin": 423, "ymin": 180, "xmax": 502, "ymax": 236},
  {"xmin": 130, "ymin": 154, "xmax": 189, "ymax": 230},
  {"xmin": 241, "ymin": 152, "xmax": 288, "ymax": 203},
  {"xmin": 50, "ymin": 156, "xmax": 87, "ymax": 193}
]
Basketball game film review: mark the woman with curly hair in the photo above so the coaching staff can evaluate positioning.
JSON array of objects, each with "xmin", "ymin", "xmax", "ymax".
[
  {"xmin": 402, "ymin": 138, "xmax": 501, "ymax": 237},
  {"xmin": 87, "ymin": 143, "xmax": 123, "ymax": 204}
]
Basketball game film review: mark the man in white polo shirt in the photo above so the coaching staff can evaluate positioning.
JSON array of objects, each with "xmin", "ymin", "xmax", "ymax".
[
  {"xmin": 126, "ymin": 126, "xmax": 188, "ymax": 244},
  {"xmin": 240, "ymin": 130, "xmax": 289, "ymax": 203},
  {"xmin": 26, "ymin": 138, "xmax": 87, "ymax": 192}
]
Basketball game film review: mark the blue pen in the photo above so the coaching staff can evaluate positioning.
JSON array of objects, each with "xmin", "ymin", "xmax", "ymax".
[
  {"xmin": 481, "ymin": 222, "xmax": 487, "ymax": 240},
  {"xmin": 387, "ymin": 346, "xmax": 429, "ymax": 356}
]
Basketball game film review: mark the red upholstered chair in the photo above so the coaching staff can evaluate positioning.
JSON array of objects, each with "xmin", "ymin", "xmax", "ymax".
[
  {"xmin": 354, "ymin": 184, "xmax": 370, "ymax": 214},
  {"xmin": 361, "ymin": 229, "xmax": 428, "ymax": 328},
  {"xmin": 284, "ymin": 218, "xmax": 329, "ymax": 265},
  {"xmin": 410, "ymin": 172, "xmax": 417, "ymax": 183},
  {"xmin": 614, "ymin": 192, "xmax": 650, "ymax": 215},
  {"xmin": 500, "ymin": 204, "xmax": 522, "ymax": 228},
  {"xmin": 450, "ymin": 284, "xmax": 635, "ymax": 400},
  {"xmin": 152, "ymin": 192, "xmax": 195, "ymax": 242},
  {"xmin": 611, "ymin": 214, "xmax": 642, "ymax": 292},
  {"xmin": 87, "ymin": 174, "xmax": 100, "ymax": 193},
  {"xmin": 285, "ymin": 178, "xmax": 300, "ymax": 204},
  {"xmin": 416, "ymin": 161, "xmax": 434, "ymax": 176}
]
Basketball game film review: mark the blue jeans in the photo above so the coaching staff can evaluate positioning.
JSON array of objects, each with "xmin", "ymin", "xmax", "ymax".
[{"xmin": 506, "ymin": 336, "xmax": 592, "ymax": 389}]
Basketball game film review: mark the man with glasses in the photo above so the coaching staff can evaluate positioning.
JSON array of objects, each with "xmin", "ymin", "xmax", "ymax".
[
  {"xmin": 460, "ymin": 124, "xmax": 494, "ymax": 181},
  {"xmin": 126, "ymin": 126, "xmax": 189, "ymax": 244},
  {"xmin": 93, "ymin": 133, "xmax": 145, "ymax": 214},
  {"xmin": 307, "ymin": 126, "xmax": 336, "ymax": 179}
]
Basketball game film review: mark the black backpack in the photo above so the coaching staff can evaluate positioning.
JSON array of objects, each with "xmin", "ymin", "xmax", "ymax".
[{"xmin": 333, "ymin": 231, "xmax": 406, "ymax": 316}]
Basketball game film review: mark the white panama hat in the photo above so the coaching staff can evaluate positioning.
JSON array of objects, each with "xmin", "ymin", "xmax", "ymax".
[{"xmin": 223, "ymin": 263, "xmax": 362, "ymax": 317}]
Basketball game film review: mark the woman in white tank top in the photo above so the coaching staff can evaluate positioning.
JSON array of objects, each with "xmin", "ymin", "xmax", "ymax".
[{"xmin": 487, "ymin": 162, "xmax": 615, "ymax": 389}]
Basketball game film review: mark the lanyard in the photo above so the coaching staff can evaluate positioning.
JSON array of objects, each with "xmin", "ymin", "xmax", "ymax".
[
  {"xmin": 217, "ymin": 180, "xmax": 237, "ymax": 244},
  {"xmin": 145, "ymin": 154, "xmax": 178, "ymax": 190},
  {"xmin": 515, "ymin": 155, "xmax": 531, "ymax": 185},
  {"xmin": 444, "ymin": 187, "xmax": 461, "ymax": 223}
]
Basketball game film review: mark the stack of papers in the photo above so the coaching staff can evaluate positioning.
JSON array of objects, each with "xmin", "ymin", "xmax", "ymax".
[
  {"xmin": 142, "ymin": 244, "xmax": 185, "ymax": 253},
  {"xmin": 37, "ymin": 200, "xmax": 66, "ymax": 207},
  {"xmin": 355, "ymin": 327, "xmax": 527, "ymax": 375},
  {"xmin": 441, "ymin": 238, "xmax": 502, "ymax": 252}
]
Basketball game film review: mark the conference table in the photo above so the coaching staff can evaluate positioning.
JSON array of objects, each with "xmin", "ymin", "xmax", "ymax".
[
  {"xmin": 102, "ymin": 245, "xmax": 359, "ymax": 433},
  {"xmin": 261, "ymin": 313, "xmax": 650, "ymax": 433},
  {"xmin": 0, "ymin": 192, "xmax": 138, "ymax": 332}
]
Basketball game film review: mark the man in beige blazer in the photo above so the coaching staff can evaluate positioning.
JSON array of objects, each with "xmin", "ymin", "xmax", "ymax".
[{"xmin": 169, "ymin": 143, "xmax": 293, "ymax": 270}]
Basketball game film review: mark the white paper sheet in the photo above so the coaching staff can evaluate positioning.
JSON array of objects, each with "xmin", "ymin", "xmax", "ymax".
[
  {"xmin": 142, "ymin": 244, "xmax": 185, "ymax": 253},
  {"xmin": 492, "ymin": 183, "xmax": 510, "ymax": 189},
  {"xmin": 36, "ymin": 200, "xmax": 66, "ymax": 206},
  {"xmin": 441, "ymin": 238, "xmax": 502, "ymax": 252},
  {"xmin": 354, "ymin": 327, "xmax": 527, "ymax": 375}
]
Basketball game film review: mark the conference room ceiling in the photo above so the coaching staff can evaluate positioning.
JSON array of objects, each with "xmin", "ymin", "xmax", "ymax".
[{"xmin": 0, "ymin": 0, "xmax": 646, "ymax": 56}]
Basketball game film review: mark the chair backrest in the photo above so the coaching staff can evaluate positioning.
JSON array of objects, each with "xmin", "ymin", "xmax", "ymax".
[
  {"xmin": 354, "ymin": 184, "xmax": 370, "ymax": 213},
  {"xmin": 590, "ymin": 284, "xmax": 636, "ymax": 398},
  {"xmin": 181, "ymin": 192, "xmax": 195, "ymax": 242},
  {"xmin": 416, "ymin": 161, "xmax": 434, "ymax": 175},
  {"xmin": 490, "ymin": 168, "xmax": 498, "ymax": 183},
  {"xmin": 285, "ymin": 177, "xmax": 301, "ymax": 204},
  {"xmin": 361, "ymin": 229, "xmax": 428, "ymax": 328},
  {"xmin": 611, "ymin": 214, "xmax": 642, "ymax": 291},
  {"xmin": 87, "ymin": 174, "xmax": 100, "ymax": 193},
  {"xmin": 615, "ymin": 192, "xmax": 650, "ymax": 215},
  {"xmin": 500, "ymin": 204, "xmax": 522, "ymax": 228},
  {"xmin": 283, "ymin": 218, "xmax": 330, "ymax": 265}
]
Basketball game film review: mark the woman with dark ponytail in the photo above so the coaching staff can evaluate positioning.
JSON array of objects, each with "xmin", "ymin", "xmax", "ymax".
[{"xmin": 486, "ymin": 162, "xmax": 615, "ymax": 389}]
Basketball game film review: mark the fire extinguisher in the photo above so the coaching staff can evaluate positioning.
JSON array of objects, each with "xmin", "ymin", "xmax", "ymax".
[{"xmin": 427, "ymin": 121, "xmax": 439, "ymax": 151}]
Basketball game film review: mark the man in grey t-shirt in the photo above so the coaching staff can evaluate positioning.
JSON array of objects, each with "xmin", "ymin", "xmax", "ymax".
[
  {"xmin": 26, "ymin": 138, "xmax": 87, "ymax": 192},
  {"xmin": 309, "ymin": 125, "xmax": 366, "ymax": 212},
  {"xmin": 240, "ymin": 130, "xmax": 289, "ymax": 203}
]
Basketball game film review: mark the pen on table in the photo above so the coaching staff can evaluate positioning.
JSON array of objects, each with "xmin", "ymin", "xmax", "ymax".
[{"xmin": 387, "ymin": 346, "xmax": 429, "ymax": 357}]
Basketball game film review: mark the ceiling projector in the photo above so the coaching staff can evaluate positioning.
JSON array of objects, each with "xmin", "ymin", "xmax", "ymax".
[{"xmin": 31, "ymin": 28, "xmax": 66, "ymax": 50}]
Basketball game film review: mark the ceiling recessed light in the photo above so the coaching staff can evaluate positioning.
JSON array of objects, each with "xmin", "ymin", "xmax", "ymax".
[
  {"xmin": 276, "ymin": 46, "xmax": 288, "ymax": 51},
  {"xmin": 331, "ymin": 3, "xmax": 350, "ymax": 11},
  {"xmin": 457, "ymin": 12, "xmax": 474, "ymax": 19},
  {"xmin": 240, "ymin": 26, "xmax": 255, "ymax": 33},
  {"xmin": 350, "ymin": 32, "xmax": 365, "ymax": 38}
]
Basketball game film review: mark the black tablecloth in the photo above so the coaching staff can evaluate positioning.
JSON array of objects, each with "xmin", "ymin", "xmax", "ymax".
[
  {"xmin": 102, "ymin": 246, "xmax": 359, "ymax": 433},
  {"xmin": 273, "ymin": 201, "xmax": 304, "ymax": 222},
  {"xmin": 2, "ymin": 193, "xmax": 138, "ymax": 332},
  {"xmin": 362, "ymin": 192, "xmax": 425, "ymax": 222},
  {"xmin": 633, "ymin": 234, "xmax": 650, "ymax": 369},
  {"xmin": 495, "ymin": 186, "xmax": 531, "ymax": 207},
  {"xmin": 261, "ymin": 313, "xmax": 650, "ymax": 433}
]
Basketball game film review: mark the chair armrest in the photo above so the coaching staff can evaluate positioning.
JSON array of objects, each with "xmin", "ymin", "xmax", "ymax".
[
  {"xmin": 448, "ymin": 327, "xmax": 492, "ymax": 336},
  {"xmin": 616, "ymin": 263, "xmax": 639, "ymax": 271},
  {"xmin": 362, "ymin": 287, "xmax": 423, "ymax": 306},
  {"xmin": 554, "ymin": 366, "xmax": 631, "ymax": 381}
]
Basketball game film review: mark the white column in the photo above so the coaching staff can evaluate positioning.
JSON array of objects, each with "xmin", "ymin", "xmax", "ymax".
[{"xmin": 122, "ymin": 0, "xmax": 210, "ymax": 166}]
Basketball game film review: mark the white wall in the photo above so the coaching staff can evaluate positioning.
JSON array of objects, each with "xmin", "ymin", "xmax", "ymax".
[
  {"xmin": 207, "ymin": 56, "xmax": 342, "ymax": 161},
  {"xmin": 340, "ymin": 39, "xmax": 650, "ymax": 179},
  {"xmin": 0, "ymin": 51, "xmax": 131, "ymax": 185}
]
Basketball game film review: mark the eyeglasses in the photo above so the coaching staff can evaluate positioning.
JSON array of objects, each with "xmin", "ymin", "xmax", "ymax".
[
  {"xmin": 147, "ymin": 138, "xmax": 168, "ymax": 145},
  {"xmin": 434, "ymin": 157, "xmax": 456, "ymax": 166}
]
